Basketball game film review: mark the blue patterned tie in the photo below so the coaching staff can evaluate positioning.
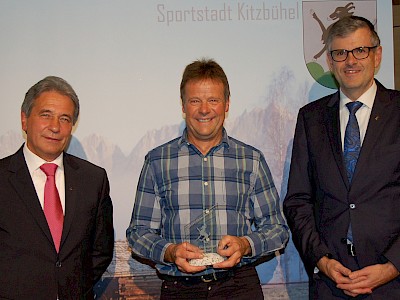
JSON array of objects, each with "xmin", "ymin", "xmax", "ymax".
[
  {"xmin": 344, "ymin": 101, "xmax": 362, "ymax": 243},
  {"xmin": 344, "ymin": 101, "xmax": 363, "ymax": 183}
]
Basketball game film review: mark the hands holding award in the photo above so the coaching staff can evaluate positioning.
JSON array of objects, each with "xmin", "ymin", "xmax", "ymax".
[{"xmin": 164, "ymin": 205, "xmax": 252, "ymax": 273}]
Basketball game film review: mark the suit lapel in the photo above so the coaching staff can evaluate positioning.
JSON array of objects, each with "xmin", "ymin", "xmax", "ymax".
[
  {"xmin": 325, "ymin": 92, "xmax": 350, "ymax": 190},
  {"xmin": 9, "ymin": 147, "xmax": 54, "ymax": 246},
  {"xmin": 60, "ymin": 153, "xmax": 79, "ymax": 250},
  {"xmin": 352, "ymin": 82, "xmax": 393, "ymax": 183}
]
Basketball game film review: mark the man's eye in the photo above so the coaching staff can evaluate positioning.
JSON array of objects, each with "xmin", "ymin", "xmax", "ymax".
[
  {"xmin": 60, "ymin": 117, "xmax": 71, "ymax": 123},
  {"xmin": 356, "ymin": 47, "xmax": 367, "ymax": 54}
]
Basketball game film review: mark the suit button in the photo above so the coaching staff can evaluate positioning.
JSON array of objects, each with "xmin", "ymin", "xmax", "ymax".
[
  {"xmin": 56, "ymin": 261, "xmax": 62, "ymax": 268},
  {"xmin": 349, "ymin": 204, "xmax": 356, "ymax": 209}
]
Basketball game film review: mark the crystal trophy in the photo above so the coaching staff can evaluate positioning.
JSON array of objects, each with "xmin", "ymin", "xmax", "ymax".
[{"xmin": 184, "ymin": 205, "xmax": 225, "ymax": 266}]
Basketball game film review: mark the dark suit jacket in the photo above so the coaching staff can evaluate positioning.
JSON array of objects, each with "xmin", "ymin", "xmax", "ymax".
[
  {"xmin": 0, "ymin": 146, "xmax": 114, "ymax": 300},
  {"xmin": 284, "ymin": 80, "xmax": 400, "ymax": 298}
]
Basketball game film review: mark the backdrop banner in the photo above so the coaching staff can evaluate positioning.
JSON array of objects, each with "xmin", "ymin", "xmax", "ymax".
[{"xmin": 0, "ymin": 0, "xmax": 394, "ymax": 298}]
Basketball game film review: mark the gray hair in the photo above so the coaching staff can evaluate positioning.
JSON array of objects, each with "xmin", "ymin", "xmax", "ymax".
[
  {"xmin": 21, "ymin": 76, "xmax": 80, "ymax": 124},
  {"xmin": 326, "ymin": 16, "xmax": 380, "ymax": 51}
]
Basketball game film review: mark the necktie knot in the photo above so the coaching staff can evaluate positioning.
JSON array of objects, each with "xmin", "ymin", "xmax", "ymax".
[
  {"xmin": 40, "ymin": 163, "xmax": 58, "ymax": 177},
  {"xmin": 346, "ymin": 101, "xmax": 363, "ymax": 115}
]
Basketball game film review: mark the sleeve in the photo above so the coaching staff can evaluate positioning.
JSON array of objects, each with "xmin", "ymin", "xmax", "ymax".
[
  {"xmin": 382, "ymin": 90, "xmax": 400, "ymax": 272},
  {"xmin": 384, "ymin": 235, "xmax": 400, "ymax": 272},
  {"xmin": 283, "ymin": 109, "xmax": 330, "ymax": 273},
  {"xmin": 245, "ymin": 151, "xmax": 289, "ymax": 259},
  {"xmin": 91, "ymin": 170, "xmax": 114, "ymax": 284},
  {"xmin": 126, "ymin": 155, "xmax": 170, "ymax": 265}
]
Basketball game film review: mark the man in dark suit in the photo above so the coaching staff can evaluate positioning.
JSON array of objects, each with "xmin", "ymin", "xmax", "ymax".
[
  {"xmin": 0, "ymin": 76, "xmax": 114, "ymax": 299},
  {"xmin": 284, "ymin": 16, "xmax": 400, "ymax": 299}
]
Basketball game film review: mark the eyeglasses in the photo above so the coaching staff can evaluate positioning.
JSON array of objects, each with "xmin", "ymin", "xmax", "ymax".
[{"xmin": 330, "ymin": 46, "xmax": 378, "ymax": 62}]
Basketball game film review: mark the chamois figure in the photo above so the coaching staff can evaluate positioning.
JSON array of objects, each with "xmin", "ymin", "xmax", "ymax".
[{"xmin": 311, "ymin": 2, "xmax": 355, "ymax": 60}]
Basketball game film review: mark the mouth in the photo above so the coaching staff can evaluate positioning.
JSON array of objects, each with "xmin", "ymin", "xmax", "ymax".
[
  {"xmin": 197, "ymin": 118, "xmax": 212, "ymax": 123},
  {"xmin": 344, "ymin": 69, "xmax": 361, "ymax": 75},
  {"xmin": 44, "ymin": 136, "xmax": 61, "ymax": 142}
]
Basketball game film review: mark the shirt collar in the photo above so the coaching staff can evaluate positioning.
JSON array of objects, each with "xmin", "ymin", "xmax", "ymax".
[
  {"xmin": 340, "ymin": 81, "xmax": 377, "ymax": 110},
  {"xmin": 23, "ymin": 143, "xmax": 64, "ymax": 175},
  {"xmin": 178, "ymin": 128, "xmax": 230, "ymax": 151}
]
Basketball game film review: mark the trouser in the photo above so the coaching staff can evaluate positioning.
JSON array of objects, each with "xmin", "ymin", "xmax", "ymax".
[{"xmin": 159, "ymin": 265, "xmax": 264, "ymax": 300}]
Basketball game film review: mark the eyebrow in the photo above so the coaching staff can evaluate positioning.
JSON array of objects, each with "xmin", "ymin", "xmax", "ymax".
[{"xmin": 38, "ymin": 109, "xmax": 72, "ymax": 118}]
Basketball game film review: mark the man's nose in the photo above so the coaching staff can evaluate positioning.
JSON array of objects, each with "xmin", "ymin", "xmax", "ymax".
[
  {"xmin": 346, "ymin": 51, "xmax": 358, "ymax": 64},
  {"xmin": 199, "ymin": 101, "xmax": 210, "ymax": 113},
  {"xmin": 49, "ymin": 117, "xmax": 61, "ymax": 132}
]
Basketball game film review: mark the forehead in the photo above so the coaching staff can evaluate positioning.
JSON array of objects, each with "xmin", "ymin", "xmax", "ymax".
[
  {"xmin": 185, "ymin": 78, "xmax": 224, "ymax": 92},
  {"xmin": 33, "ymin": 91, "xmax": 74, "ymax": 111},
  {"xmin": 331, "ymin": 27, "xmax": 372, "ymax": 49}
]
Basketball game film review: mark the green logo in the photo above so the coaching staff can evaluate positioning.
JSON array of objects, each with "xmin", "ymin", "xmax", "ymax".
[{"xmin": 306, "ymin": 61, "xmax": 338, "ymax": 89}]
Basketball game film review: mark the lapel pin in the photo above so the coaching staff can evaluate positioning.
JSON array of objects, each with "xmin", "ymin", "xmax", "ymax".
[{"xmin": 375, "ymin": 115, "xmax": 379, "ymax": 121}]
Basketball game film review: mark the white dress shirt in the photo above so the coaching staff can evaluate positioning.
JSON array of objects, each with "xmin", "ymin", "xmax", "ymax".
[
  {"xmin": 23, "ymin": 144, "xmax": 66, "ymax": 214},
  {"xmin": 339, "ymin": 81, "xmax": 377, "ymax": 151}
]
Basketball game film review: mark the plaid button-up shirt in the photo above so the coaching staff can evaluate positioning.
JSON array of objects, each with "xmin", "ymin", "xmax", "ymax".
[{"xmin": 126, "ymin": 129, "xmax": 289, "ymax": 277}]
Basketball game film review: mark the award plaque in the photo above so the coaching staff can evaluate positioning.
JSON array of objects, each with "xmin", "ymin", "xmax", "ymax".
[{"xmin": 184, "ymin": 205, "xmax": 225, "ymax": 266}]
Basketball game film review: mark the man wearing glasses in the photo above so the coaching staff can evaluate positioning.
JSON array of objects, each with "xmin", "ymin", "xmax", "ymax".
[{"xmin": 284, "ymin": 16, "xmax": 400, "ymax": 299}]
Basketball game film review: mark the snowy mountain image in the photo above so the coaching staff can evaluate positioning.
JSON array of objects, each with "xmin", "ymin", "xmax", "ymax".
[{"xmin": 0, "ymin": 68, "xmax": 312, "ymax": 285}]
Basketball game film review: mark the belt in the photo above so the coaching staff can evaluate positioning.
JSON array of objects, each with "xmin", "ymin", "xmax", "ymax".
[{"xmin": 159, "ymin": 269, "xmax": 235, "ymax": 285}]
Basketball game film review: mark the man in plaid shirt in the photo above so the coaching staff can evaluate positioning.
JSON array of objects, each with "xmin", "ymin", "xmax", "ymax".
[{"xmin": 126, "ymin": 58, "xmax": 289, "ymax": 299}]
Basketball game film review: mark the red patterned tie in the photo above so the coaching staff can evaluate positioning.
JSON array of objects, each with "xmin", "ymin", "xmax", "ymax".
[{"xmin": 40, "ymin": 163, "xmax": 64, "ymax": 252}]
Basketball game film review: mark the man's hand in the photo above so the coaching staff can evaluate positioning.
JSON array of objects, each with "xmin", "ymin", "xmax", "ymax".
[
  {"xmin": 317, "ymin": 256, "xmax": 354, "ymax": 286},
  {"xmin": 164, "ymin": 242, "xmax": 206, "ymax": 273},
  {"xmin": 337, "ymin": 262, "xmax": 400, "ymax": 296},
  {"xmin": 213, "ymin": 235, "xmax": 251, "ymax": 269},
  {"xmin": 317, "ymin": 256, "xmax": 365, "ymax": 297}
]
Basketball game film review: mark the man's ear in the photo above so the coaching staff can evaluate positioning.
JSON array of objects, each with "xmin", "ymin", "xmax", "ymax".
[
  {"xmin": 181, "ymin": 100, "xmax": 186, "ymax": 114},
  {"xmin": 225, "ymin": 98, "xmax": 230, "ymax": 112},
  {"xmin": 326, "ymin": 53, "xmax": 334, "ymax": 72},
  {"xmin": 21, "ymin": 111, "xmax": 28, "ymax": 132},
  {"xmin": 374, "ymin": 45, "xmax": 383, "ymax": 69}
]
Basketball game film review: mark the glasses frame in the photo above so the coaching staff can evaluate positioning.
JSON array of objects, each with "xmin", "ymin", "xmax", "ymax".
[{"xmin": 330, "ymin": 46, "xmax": 378, "ymax": 62}]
